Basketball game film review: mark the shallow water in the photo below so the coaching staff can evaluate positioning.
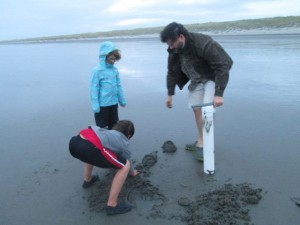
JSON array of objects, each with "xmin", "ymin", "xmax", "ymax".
[{"xmin": 0, "ymin": 34, "xmax": 300, "ymax": 225}]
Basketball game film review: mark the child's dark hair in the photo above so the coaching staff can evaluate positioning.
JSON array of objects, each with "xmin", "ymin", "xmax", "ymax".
[
  {"xmin": 160, "ymin": 22, "xmax": 189, "ymax": 43},
  {"xmin": 112, "ymin": 120, "xmax": 135, "ymax": 139}
]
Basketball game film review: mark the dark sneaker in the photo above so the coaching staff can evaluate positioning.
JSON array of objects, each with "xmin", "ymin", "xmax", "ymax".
[
  {"xmin": 185, "ymin": 141, "xmax": 197, "ymax": 151},
  {"xmin": 106, "ymin": 203, "xmax": 134, "ymax": 216},
  {"xmin": 82, "ymin": 175, "xmax": 99, "ymax": 189},
  {"xmin": 194, "ymin": 147, "xmax": 203, "ymax": 161}
]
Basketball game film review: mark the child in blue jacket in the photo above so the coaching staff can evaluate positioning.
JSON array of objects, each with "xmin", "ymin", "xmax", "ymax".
[{"xmin": 90, "ymin": 41, "xmax": 126, "ymax": 129}]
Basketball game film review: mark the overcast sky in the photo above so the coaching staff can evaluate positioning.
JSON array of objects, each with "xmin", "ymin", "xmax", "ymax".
[{"xmin": 1, "ymin": 0, "xmax": 299, "ymax": 41}]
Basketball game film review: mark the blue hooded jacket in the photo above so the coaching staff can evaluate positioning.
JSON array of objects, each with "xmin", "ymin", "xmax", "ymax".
[{"xmin": 90, "ymin": 41, "xmax": 126, "ymax": 113}]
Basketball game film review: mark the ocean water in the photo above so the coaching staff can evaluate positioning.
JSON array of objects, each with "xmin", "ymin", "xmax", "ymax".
[
  {"xmin": 1, "ymin": 34, "xmax": 299, "ymax": 112},
  {"xmin": 0, "ymin": 34, "xmax": 299, "ymax": 225}
]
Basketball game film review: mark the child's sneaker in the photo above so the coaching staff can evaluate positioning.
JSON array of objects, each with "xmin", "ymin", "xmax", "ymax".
[
  {"xmin": 82, "ymin": 175, "xmax": 99, "ymax": 188},
  {"xmin": 106, "ymin": 203, "xmax": 134, "ymax": 216}
]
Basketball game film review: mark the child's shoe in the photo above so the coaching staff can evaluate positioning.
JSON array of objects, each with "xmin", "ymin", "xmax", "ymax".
[
  {"xmin": 82, "ymin": 175, "xmax": 99, "ymax": 188},
  {"xmin": 106, "ymin": 203, "xmax": 134, "ymax": 215}
]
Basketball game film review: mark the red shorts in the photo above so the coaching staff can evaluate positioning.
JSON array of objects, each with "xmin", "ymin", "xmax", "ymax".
[{"xmin": 69, "ymin": 134, "xmax": 126, "ymax": 169}]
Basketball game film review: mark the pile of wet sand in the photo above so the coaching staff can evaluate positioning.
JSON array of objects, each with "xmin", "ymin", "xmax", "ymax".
[
  {"xmin": 178, "ymin": 183, "xmax": 262, "ymax": 225},
  {"xmin": 85, "ymin": 143, "xmax": 263, "ymax": 224},
  {"xmin": 86, "ymin": 151, "xmax": 165, "ymax": 214}
]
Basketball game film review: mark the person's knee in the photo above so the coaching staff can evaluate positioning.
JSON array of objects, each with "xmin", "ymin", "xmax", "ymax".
[
  {"xmin": 121, "ymin": 160, "xmax": 130, "ymax": 172},
  {"xmin": 193, "ymin": 107, "xmax": 202, "ymax": 114}
]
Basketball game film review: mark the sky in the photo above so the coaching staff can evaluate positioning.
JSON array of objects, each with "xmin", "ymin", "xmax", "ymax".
[{"xmin": 1, "ymin": 0, "xmax": 300, "ymax": 41}]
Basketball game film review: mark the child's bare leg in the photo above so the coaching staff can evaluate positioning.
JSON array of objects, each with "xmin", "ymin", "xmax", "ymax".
[
  {"xmin": 84, "ymin": 163, "xmax": 94, "ymax": 182},
  {"xmin": 107, "ymin": 160, "xmax": 130, "ymax": 207}
]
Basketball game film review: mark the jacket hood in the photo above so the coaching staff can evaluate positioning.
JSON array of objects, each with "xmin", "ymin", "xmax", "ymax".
[{"xmin": 99, "ymin": 41, "xmax": 118, "ymax": 58}]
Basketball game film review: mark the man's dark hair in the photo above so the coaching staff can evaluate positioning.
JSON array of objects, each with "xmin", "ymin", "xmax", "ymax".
[
  {"xmin": 112, "ymin": 120, "xmax": 135, "ymax": 139},
  {"xmin": 160, "ymin": 22, "xmax": 189, "ymax": 43}
]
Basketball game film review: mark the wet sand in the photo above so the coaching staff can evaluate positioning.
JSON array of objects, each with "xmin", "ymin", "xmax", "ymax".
[
  {"xmin": 85, "ymin": 150, "xmax": 263, "ymax": 224},
  {"xmin": 1, "ymin": 91, "xmax": 300, "ymax": 225}
]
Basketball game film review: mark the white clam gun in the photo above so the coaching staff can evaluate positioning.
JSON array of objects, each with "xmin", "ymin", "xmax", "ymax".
[{"xmin": 201, "ymin": 104, "xmax": 215, "ymax": 175}]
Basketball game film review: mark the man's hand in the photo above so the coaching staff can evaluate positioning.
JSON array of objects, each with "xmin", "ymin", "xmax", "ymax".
[
  {"xmin": 213, "ymin": 96, "xmax": 224, "ymax": 107},
  {"xmin": 166, "ymin": 95, "xmax": 173, "ymax": 108}
]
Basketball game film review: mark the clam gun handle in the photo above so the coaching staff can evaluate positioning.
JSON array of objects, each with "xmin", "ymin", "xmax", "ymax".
[{"xmin": 193, "ymin": 102, "xmax": 214, "ymax": 108}]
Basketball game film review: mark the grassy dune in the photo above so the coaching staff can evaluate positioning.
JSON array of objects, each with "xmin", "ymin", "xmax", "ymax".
[{"xmin": 2, "ymin": 16, "xmax": 300, "ymax": 43}]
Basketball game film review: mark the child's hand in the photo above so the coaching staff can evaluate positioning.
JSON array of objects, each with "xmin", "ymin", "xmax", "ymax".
[{"xmin": 132, "ymin": 169, "xmax": 139, "ymax": 176}]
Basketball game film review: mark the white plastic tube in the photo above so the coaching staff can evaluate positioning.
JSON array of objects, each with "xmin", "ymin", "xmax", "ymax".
[{"xmin": 202, "ymin": 105, "xmax": 215, "ymax": 175}]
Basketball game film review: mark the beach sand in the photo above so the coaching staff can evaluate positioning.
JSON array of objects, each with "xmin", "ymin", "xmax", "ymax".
[
  {"xmin": 85, "ymin": 149, "xmax": 263, "ymax": 225},
  {"xmin": 1, "ymin": 91, "xmax": 299, "ymax": 225}
]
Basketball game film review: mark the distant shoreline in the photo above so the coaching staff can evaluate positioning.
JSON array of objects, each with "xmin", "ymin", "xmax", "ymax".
[
  {"xmin": 2, "ymin": 28, "xmax": 300, "ymax": 45},
  {"xmin": 205, "ymin": 27, "xmax": 300, "ymax": 35},
  {"xmin": 1, "ymin": 15, "xmax": 300, "ymax": 44}
]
